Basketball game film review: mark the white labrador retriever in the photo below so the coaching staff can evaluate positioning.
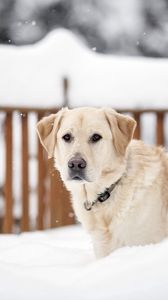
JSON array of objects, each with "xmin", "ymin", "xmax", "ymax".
[{"xmin": 37, "ymin": 107, "xmax": 168, "ymax": 258}]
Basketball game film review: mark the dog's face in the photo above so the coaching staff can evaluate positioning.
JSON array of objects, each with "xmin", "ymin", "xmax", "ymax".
[{"xmin": 36, "ymin": 107, "xmax": 136, "ymax": 184}]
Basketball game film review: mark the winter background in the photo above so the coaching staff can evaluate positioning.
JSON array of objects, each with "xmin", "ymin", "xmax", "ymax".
[{"xmin": 0, "ymin": 0, "xmax": 168, "ymax": 299}]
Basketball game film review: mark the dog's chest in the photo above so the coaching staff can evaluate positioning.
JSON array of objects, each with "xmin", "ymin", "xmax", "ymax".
[{"xmin": 81, "ymin": 187, "xmax": 163, "ymax": 244}]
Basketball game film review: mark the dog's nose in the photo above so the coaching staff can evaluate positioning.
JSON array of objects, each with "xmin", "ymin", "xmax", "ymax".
[{"xmin": 68, "ymin": 157, "xmax": 86, "ymax": 170}]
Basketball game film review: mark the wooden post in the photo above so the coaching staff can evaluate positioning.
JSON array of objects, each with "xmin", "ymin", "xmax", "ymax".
[
  {"xmin": 48, "ymin": 158, "xmax": 74, "ymax": 228},
  {"xmin": 133, "ymin": 112, "xmax": 141, "ymax": 139},
  {"xmin": 63, "ymin": 77, "xmax": 69, "ymax": 107},
  {"xmin": 21, "ymin": 113, "xmax": 29, "ymax": 231},
  {"xmin": 48, "ymin": 159, "xmax": 63, "ymax": 228},
  {"xmin": 3, "ymin": 112, "xmax": 13, "ymax": 233},
  {"xmin": 156, "ymin": 112, "xmax": 164, "ymax": 146},
  {"xmin": 37, "ymin": 113, "xmax": 46, "ymax": 230}
]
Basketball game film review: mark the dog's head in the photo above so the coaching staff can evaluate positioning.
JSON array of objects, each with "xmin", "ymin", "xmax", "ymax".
[{"xmin": 36, "ymin": 107, "xmax": 136, "ymax": 184}]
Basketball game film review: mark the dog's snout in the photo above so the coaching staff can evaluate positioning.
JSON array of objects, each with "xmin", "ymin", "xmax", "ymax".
[{"xmin": 68, "ymin": 157, "xmax": 86, "ymax": 170}]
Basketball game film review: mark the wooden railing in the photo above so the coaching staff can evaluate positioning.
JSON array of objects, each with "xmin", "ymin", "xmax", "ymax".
[
  {"xmin": 0, "ymin": 106, "xmax": 168, "ymax": 233},
  {"xmin": 0, "ymin": 106, "xmax": 74, "ymax": 233},
  {"xmin": 118, "ymin": 109, "xmax": 168, "ymax": 146}
]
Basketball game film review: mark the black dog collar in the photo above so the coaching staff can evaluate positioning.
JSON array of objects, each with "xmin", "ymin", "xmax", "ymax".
[{"xmin": 84, "ymin": 177, "xmax": 121, "ymax": 211}]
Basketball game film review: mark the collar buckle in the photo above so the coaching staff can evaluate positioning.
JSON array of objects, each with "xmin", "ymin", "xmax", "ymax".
[
  {"xmin": 83, "ymin": 175, "xmax": 123, "ymax": 211},
  {"xmin": 97, "ymin": 189, "xmax": 110, "ymax": 202}
]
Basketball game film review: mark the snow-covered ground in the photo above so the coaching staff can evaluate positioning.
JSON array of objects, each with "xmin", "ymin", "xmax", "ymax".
[
  {"xmin": 0, "ymin": 29, "xmax": 168, "ymax": 108},
  {"xmin": 0, "ymin": 225, "xmax": 168, "ymax": 300}
]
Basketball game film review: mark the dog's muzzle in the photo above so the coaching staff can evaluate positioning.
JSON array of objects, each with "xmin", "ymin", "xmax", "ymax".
[{"xmin": 68, "ymin": 156, "xmax": 87, "ymax": 181}]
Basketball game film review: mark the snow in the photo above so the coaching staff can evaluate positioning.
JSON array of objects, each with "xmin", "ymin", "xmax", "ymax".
[
  {"xmin": 0, "ymin": 225, "xmax": 168, "ymax": 300},
  {"xmin": 0, "ymin": 29, "xmax": 168, "ymax": 108}
]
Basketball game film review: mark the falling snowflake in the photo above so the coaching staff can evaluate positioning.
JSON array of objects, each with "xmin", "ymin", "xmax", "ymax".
[
  {"xmin": 68, "ymin": 212, "xmax": 74, "ymax": 218},
  {"xmin": 31, "ymin": 21, "xmax": 36, "ymax": 26}
]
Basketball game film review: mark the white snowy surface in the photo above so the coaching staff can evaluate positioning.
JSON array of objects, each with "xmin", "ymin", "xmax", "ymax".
[
  {"xmin": 0, "ymin": 29, "xmax": 168, "ymax": 108},
  {"xmin": 0, "ymin": 225, "xmax": 168, "ymax": 300}
]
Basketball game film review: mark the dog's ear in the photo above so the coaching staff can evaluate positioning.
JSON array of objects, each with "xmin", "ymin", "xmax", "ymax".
[
  {"xmin": 36, "ymin": 108, "xmax": 67, "ymax": 158},
  {"xmin": 104, "ymin": 108, "xmax": 136, "ymax": 156}
]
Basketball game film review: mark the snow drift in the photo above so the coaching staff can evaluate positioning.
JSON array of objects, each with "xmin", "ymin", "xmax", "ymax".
[{"xmin": 0, "ymin": 225, "xmax": 168, "ymax": 300}]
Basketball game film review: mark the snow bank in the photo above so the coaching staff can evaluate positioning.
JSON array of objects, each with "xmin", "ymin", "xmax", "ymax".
[
  {"xmin": 0, "ymin": 225, "xmax": 168, "ymax": 300},
  {"xmin": 0, "ymin": 29, "xmax": 168, "ymax": 108}
]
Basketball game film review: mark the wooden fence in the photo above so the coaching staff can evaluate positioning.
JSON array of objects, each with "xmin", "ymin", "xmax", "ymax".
[
  {"xmin": 0, "ymin": 106, "xmax": 75, "ymax": 234},
  {"xmin": 119, "ymin": 109, "xmax": 167, "ymax": 145},
  {"xmin": 0, "ymin": 106, "xmax": 168, "ymax": 233}
]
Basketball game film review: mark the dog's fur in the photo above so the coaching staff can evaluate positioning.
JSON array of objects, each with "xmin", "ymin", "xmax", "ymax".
[{"xmin": 37, "ymin": 107, "xmax": 168, "ymax": 258}]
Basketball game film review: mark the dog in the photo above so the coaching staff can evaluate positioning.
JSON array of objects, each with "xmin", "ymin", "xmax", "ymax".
[{"xmin": 36, "ymin": 107, "xmax": 168, "ymax": 258}]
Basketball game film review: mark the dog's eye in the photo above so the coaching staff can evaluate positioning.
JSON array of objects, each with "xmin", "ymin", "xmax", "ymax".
[
  {"xmin": 90, "ymin": 133, "xmax": 102, "ymax": 143},
  {"xmin": 62, "ymin": 133, "xmax": 72, "ymax": 142}
]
